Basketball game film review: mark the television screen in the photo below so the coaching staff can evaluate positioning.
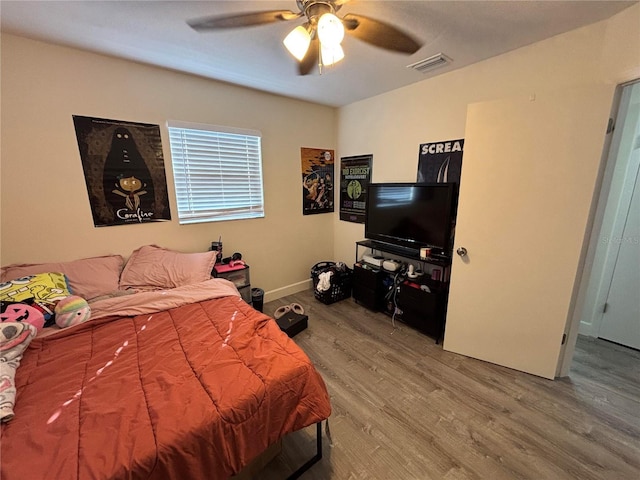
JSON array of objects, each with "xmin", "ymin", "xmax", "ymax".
[{"xmin": 365, "ymin": 183, "xmax": 455, "ymax": 253}]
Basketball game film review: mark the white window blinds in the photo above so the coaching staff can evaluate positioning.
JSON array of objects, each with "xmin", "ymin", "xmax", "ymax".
[{"xmin": 167, "ymin": 121, "xmax": 264, "ymax": 224}]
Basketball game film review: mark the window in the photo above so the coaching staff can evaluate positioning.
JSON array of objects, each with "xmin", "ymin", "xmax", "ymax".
[{"xmin": 167, "ymin": 121, "xmax": 264, "ymax": 224}]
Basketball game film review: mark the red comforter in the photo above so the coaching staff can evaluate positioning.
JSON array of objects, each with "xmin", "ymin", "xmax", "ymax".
[{"xmin": 0, "ymin": 290, "xmax": 331, "ymax": 479}]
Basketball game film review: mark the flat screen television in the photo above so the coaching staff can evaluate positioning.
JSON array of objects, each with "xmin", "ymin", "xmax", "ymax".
[{"xmin": 365, "ymin": 183, "xmax": 455, "ymax": 254}]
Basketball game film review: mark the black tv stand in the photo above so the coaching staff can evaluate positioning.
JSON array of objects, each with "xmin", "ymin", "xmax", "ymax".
[
  {"xmin": 360, "ymin": 239, "xmax": 419, "ymax": 257},
  {"xmin": 353, "ymin": 240, "xmax": 451, "ymax": 343}
]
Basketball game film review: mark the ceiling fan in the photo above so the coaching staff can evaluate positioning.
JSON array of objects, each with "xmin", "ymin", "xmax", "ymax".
[{"xmin": 188, "ymin": 0, "xmax": 422, "ymax": 75}]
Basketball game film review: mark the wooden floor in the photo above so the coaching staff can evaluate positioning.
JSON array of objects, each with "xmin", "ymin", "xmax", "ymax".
[{"xmin": 257, "ymin": 289, "xmax": 640, "ymax": 480}]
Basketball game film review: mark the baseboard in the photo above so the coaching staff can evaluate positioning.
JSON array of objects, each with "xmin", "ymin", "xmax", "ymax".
[
  {"xmin": 579, "ymin": 320, "xmax": 597, "ymax": 337},
  {"xmin": 265, "ymin": 279, "xmax": 312, "ymax": 303}
]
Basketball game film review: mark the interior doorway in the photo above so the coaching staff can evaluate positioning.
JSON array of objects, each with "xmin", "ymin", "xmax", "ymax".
[
  {"xmin": 598, "ymin": 159, "xmax": 639, "ymax": 349},
  {"xmin": 570, "ymin": 80, "xmax": 640, "ymax": 362}
]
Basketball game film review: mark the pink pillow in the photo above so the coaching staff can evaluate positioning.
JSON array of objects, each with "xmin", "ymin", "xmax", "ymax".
[
  {"xmin": 1, "ymin": 255, "xmax": 124, "ymax": 301},
  {"xmin": 119, "ymin": 245, "xmax": 216, "ymax": 290}
]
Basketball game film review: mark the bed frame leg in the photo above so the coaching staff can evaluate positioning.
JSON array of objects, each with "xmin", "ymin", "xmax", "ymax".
[{"xmin": 286, "ymin": 422, "xmax": 323, "ymax": 480}]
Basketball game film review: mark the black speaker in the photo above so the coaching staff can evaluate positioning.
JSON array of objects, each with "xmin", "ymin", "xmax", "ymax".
[{"xmin": 222, "ymin": 252, "xmax": 242, "ymax": 264}]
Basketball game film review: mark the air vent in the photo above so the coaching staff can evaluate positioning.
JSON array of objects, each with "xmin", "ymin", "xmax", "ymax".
[{"xmin": 407, "ymin": 53, "xmax": 451, "ymax": 74}]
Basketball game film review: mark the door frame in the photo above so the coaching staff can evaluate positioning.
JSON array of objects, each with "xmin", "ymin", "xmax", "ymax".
[{"xmin": 557, "ymin": 79, "xmax": 640, "ymax": 376}]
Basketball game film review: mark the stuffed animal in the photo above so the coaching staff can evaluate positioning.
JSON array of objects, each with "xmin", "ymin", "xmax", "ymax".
[
  {"xmin": 1, "ymin": 322, "xmax": 37, "ymax": 422},
  {"xmin": 0, "ymin": 273, "xmax": 71, "ymax": 327},
  {"xmin": 0, "ymin": 300, "xmax": 46, "ymax": 332},
  {"xmin": 54, "ymin": 296, "xmax": 91, "ymax": 328}
]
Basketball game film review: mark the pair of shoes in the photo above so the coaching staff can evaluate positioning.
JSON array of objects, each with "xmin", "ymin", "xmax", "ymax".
[{"xmin": 274, "ymin": 303, "xmax": 305, "ymax": 319}]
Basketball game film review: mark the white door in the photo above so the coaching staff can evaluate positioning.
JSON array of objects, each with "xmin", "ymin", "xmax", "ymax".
[
  {"xmin": 443, "ymin": 86, "xmax": 614, "ymax": 379},
  {"xmin": 598, "ymin": 161, "xmax": 640, "ymax": 349}
]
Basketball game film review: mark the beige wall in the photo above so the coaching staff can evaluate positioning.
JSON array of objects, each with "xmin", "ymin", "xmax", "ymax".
[
  {"xmin": 334, "ymin": 3, "xmax": 640, "ymax": 264},
  {"xmin": 0, "ymin": 34, "xmax": 336, "ymax": 300},
  {"xmin": 1, "ymin": 4, "xmax": 639, "ymax": 306},
  {"xmin": 334, "ymin": 4, "xmax": 639, "ymax": 375}
]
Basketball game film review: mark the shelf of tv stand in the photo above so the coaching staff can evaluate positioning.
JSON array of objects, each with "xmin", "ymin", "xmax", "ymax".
[
  {"xmin": 353, "ymin": 240, "xmax": 450, "ymax": 343},
  {"xmin": 355, "ymin": 240, "xmax": 451, "ymax": 267}
]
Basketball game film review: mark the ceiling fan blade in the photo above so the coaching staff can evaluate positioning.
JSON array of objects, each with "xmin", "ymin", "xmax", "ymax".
[
  {"xmin": 342, "ymin": 14, "xmax": 421, "ymax": 54},
  {"xmin": 299, "ymin": 36, "xmax": 319, "ymax": 75},
  {"xmin": 188, "ymin": 10, "xmax": 301, "ymax": 31}
]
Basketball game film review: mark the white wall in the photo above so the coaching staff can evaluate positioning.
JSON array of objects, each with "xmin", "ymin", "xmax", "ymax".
[{"xmin": 0, "ymin": 34, "xmax": 337, "ymax": 300}]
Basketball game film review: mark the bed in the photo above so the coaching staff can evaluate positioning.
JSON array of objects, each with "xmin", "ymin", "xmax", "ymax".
[{"xmin": 0, "ymin": 246, "xmax": 332, "ymax": 479}]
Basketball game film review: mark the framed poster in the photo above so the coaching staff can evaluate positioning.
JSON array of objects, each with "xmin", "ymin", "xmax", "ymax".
[
  {"xmin": 301, "ymin": 147, "xmax": 335, "ymax": 215},
  {"xmin": 339, "ymin": 154, "xmax": 372, "ymax": 223},
  {"xmin": 73, "ymin": 116, "xmax": 171, "ymax": 227},
  {"xmin": 417, "ymin": 139, "xmax": 464, "ymax": 184}
]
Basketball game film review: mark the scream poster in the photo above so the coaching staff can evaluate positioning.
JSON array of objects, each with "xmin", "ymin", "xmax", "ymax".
[
  {"xmin": 301, "ymin": 147, "xmax": 334, "ymax": 215},
  {"xmin": 417, "ymin": 139, "xmax": 464, "ymax": 184},
  {"xmin": 73, "ymin": 116, "xmax": 171, "ymax": 227}
]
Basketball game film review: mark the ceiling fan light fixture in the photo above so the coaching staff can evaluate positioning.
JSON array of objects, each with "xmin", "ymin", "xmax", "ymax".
[
  {"xmin": 321, "ymin": 43, "xmax": 344, "ymax": 66},
  {"xmin": 188, "ymin": 1, "xmax": 424, "ymax": 76},
  {"xmin": 283, "ymin": 25, "xmax": 311, "ymax": 61},
  {"xmin": 317, "ymin": 12, "xmax": 344, "ymax": 47}
]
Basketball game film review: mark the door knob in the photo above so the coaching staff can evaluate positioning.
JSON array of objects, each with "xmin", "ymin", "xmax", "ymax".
[{"xmin": 456, "ymin": 247, "xmax": 468, "ymax": 257}]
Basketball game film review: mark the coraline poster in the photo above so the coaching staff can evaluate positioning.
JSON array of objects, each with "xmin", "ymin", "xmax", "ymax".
[{"xmin": 73, "ymin": 116, "xmax": 171, "ymax": 227}]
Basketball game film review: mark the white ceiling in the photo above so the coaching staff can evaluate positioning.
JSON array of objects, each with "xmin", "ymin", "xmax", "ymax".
[{"xmin": 1, "ymin": 0, "xmax": 636, "ymax": 107}]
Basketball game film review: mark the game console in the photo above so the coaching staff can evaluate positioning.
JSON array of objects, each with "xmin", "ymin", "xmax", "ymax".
[
  {"xmin": 382, "ymin": 259, "xmax": 402, "ymax": 272},
  {"xmin": 362, "ymin": 254, "xmax": 385, "ymax": 268}
]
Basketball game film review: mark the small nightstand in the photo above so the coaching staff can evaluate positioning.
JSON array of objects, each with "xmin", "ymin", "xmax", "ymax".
[{"xmin": 213, "ymin": 264, "xmax": 251, "ymax": 305}]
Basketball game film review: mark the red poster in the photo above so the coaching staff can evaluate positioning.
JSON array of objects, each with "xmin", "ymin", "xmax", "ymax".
[{"xmin": 301, "ymin": 147, "xmax": 335, "ymax": 215}]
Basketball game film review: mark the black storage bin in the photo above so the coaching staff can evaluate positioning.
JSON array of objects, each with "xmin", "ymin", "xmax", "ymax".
[
  {"xmin": 397, "ymin": 281, "xmax": 448, "ymax": 343},
  {"xmin": 251, "ymin": 288, "xmax": 264, "ymax": 312},
  {"xmin": 311, "ymin": 261, "xmax": 353, "ymax": 304},
  {"xmin": 352, "ymin": 263, "xmax": 387, "ymax": 311}
]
